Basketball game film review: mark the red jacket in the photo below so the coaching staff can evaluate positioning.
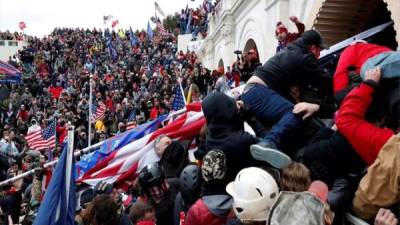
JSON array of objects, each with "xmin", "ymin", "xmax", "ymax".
[
  {"xmin": 17, "ymin": 110, "xmax": 29, "ymax": 121},
  {"xmin": 336, "ymin": 83, "xmax": 394, "ymax": 165},
  {"xmin": 136, "ymin": 221, "xmax": 155, "ymax": 225},
  {"xmin": 333, "ymin": 43, "xmax": 391, "ymax": 94},
  {"xmin": 49, "ymin": 86, "xmax": 64, "ymax": 99},
  {"xmin": 149, "ymin": 107, "xmax": 159, "ymax": 120},
  {"xmin": 185, "ymin": 199, "xmax": 231, "ymax": 225},
  {"xmin": 56, "ymin": 126, "xmax": 67, "ymax": 144}
]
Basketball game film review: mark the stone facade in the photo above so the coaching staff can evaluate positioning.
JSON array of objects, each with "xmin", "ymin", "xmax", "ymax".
[{"xmin": 197, "ymin": 0, "xmax": 399, "ymax": 70}]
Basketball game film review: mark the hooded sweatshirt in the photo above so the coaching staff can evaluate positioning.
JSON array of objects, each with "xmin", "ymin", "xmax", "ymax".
[{"xmin": 201, "ymin": 92, "xmax": 258, "ymax": 180}]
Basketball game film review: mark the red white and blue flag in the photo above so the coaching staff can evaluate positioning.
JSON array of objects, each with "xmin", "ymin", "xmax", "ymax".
[
  {"xmin": 91, "ymin": 103, "xmax": 106, "ymax": 123},
  {"xmin": 79, "ymin": 103, "xmax": 205, "ymax": 186},
  {"xmin": 0, "ymin": 60, "xmax": 22, "ymax": 84},
  {"xmin": 26, "ymin": 122, "xmax": 56, "ymax": 151},
  {"xmin": 156, "ymin": 21, "xmax": 168, "ymax": 36}
]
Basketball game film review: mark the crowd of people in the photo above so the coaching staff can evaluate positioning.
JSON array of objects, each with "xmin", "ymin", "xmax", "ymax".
[
  {"xmin": 176, "ymin": 0, "xmax": 219, "ymax": 40},
  {"xmin": 0, "ymin": 7, "xmax": 399, "ymax": 225},
  {"xmin": 0, "ymin": 31, "xmax": 25, "ymax": 41}
]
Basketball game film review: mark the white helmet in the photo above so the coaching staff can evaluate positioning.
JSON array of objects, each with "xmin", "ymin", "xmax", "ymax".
[{"xmin": 226, "ymin": 167, "xmax": 279, "ymax": 222}]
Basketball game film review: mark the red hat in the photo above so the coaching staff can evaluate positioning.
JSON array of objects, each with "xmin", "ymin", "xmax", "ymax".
[
  {"xmin": 275, "ymin": 22, "xmax": 288, "ymax": 36},
  {"xmin": 308, "ymin": 180, "xmax": 329, "ymax": 203}
]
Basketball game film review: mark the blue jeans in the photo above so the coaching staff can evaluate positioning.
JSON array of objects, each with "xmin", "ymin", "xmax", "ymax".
[
  {"xmin": 361, "ymin": 51, "xmax": 400, "ymax": 80},
  {"xmin": 242, "ymin": 84, "xmax": 302, "ymax": 147}
]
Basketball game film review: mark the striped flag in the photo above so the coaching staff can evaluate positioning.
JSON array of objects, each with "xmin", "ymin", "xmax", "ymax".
[
  {"xmin": 79, "ymin": 103, "xmax": 204, "ymax": 186},
  {"xmin": 26, "ymin": 122, "xmax": 56, "ymax": 151},
  {"xmin": 91, "ymin": 103, "xmax": 106, "ymax": 123},
  {"xmin": 156, "ymin": 21, "xmax": 168, "ymax": 36}
]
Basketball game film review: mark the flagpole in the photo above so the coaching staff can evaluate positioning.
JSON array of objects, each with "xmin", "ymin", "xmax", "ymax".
[
  {"xmin": 178, "ymin": 66, "xmax": 187, "ymax": 105},
  {"xmin": 66, "ymin": 123, "xmax": 74, "ymax": 209},
  {"xmin": 88, "ymin": 74, "xmax": 93, "ymax": 147},
  {"xmin": 179, "ymin": 80, "xmax": 187, "ymax": 105}
]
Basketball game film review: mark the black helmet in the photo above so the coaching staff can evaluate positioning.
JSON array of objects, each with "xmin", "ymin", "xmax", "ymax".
[
  {"xmin": 180, "ymin": 165, "xmax": 202, "ymax": 205},
  {"xmin": 94, "ymin": 181, "xmax": 114, "ymax": 196},
  {"xmin": 138, "ymin": 163, "xmax": 165, "ymax": 190}
]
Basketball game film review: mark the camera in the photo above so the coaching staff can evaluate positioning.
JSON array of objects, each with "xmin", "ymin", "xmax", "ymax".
[{"xmin": 234, "ymin": 50, "xmax": 242, "ymax": 55}]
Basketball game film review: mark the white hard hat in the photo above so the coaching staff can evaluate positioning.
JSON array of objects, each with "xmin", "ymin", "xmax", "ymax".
[{"xmin": 226, "ymin": 167, "xmax": 279, "ymax": 222}]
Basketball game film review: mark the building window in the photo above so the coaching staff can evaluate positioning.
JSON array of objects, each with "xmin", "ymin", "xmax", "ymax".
[
  {"xmin": 0, "ymin": 41, "xmax": 4, "ymax": 46},
  {"xmin": 8, "ymin": 41, "xmax": 18, "ymax": 47}
]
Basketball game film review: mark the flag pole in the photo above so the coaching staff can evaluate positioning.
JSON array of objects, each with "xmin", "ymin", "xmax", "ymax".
[
  {"xmin": 66, "ymin": 123, "xmax": 74, "ymax": 209},
  {"xmin": 179, "ymin": 81, "xmax": 187, "ymax": 105},
  {"xmin": 178, "ymin": 66, "xmax": 187, "ymax": 105},
  {"xmin": 88, "ymin": 74, "xmax": 93, "ymax": 147}
]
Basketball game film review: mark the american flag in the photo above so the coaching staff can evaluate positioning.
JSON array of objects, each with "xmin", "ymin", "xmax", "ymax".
[
  {"xmin": 26, "ymin": 122, "xmax": 56, "ymax": 151},
  {"xmin": 171, "ymin": 84, "xmax": 186, "ymax": 111},
  {"xmin": 79, "ymin": 103, "xmax": 204, "ymax": 186},
  {"xmin": 91, "ymin": 103, "xmax": 106, "ymax": 123},
  {"xmin": 156, "ymin": 21, "xmax": 168, "ymax": 36},
  {"xmin": 126, "ymin": 111, "xmax": 137, "ymax": 130}
]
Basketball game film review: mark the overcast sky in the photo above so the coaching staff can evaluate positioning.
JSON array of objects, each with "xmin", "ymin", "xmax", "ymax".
[{"xmin": 0, "ymin": 0, "xmax": 203, "ymax": 37}]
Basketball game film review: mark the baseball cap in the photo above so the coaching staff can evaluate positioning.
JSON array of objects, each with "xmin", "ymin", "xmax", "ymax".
[
  {"xmin": 94, "ymin": 181, "xmax": 114, "ymax": 196},
  {"xmin": 308, "ymin": 180, "xmax": 329, "ymax": 202},
  {"xmin": 301, "ymin": 30, "xmax": 328, "ymax": 49}
]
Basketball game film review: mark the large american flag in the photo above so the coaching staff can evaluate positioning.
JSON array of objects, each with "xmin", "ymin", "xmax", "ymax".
[
  {"xmin": 91, "ymin": 103, "xmax": 106, "ymax": 123},
  {"xmin": 156, "ymin": 21, "xmax": 168, "ymax": 36},
  {"xmin": 26, "ymin": 122, "xmax": 56, "ymax": 151},
  {"xmin": 79, "ymin": 103, "xmax": 204, "ymax": 186}
]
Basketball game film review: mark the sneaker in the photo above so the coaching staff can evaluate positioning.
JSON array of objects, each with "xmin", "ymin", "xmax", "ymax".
[{"xmin": 250, "ymin": 142, "xmax": 292, "ymax": 169}]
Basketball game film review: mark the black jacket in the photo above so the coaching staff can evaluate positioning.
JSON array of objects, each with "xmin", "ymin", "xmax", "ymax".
[
  {"xmin": 201, "ymin": 92, "xmax": 260, "ymax": 181},
  {"xmin": 255, "ymin": 39, "xmax": 335, "ymax": 117},
  {"xmin": 255, "ymin": 39, "xmax": 324, "ymax": 98}
]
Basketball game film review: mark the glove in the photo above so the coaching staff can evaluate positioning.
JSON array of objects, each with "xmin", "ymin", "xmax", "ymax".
[{"xmin": 348, "ymin": 71, "xmax": 361, "ymax": 86}]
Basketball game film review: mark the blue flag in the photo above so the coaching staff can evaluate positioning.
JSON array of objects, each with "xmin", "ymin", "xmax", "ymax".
[
  {"xmin": 186, "ymin": 11, "xmax": 192, "ymax": 34},
  {"xmin": 33, "ymin": 144, "xmax": 76, "ymax": 225},
  {"xmin": 105, "ymin": 35, "xmax": 118, "ymax": 61},
  {"xmin": 147, "ymin": 21, "xmax": 153, "ymax": 39},
  {"xmin": 171, "ymin": 84, "xmax": 186, "ymax": 111},
  {"xmin": 129, "ymin": 26, "xmax": 138, "ymax": 46}
]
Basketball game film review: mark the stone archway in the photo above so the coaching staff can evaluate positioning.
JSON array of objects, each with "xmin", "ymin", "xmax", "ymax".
[
  {"xmin": 243, "ymin": 39, "xmax": 258, "ymax": 54},
  {"xmin": 236, "ymin": 18, "xmax": 266, "ymax": 62},
  {"xmin": 243, "ymin": 39, "xmax": 260, "ymax": 64},
  {"xmin": 306, "ymin": 0, "xmax": 399, "ymax": 49},
  {"xmin": 217, "ymin": 59, "xmax": 224, "ymax": 72}
]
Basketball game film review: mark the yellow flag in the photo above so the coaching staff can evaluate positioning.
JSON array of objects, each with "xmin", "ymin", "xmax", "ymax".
[{"xmin": 186, "ymin": 84, "xmax": 193, "ymax": 103}]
